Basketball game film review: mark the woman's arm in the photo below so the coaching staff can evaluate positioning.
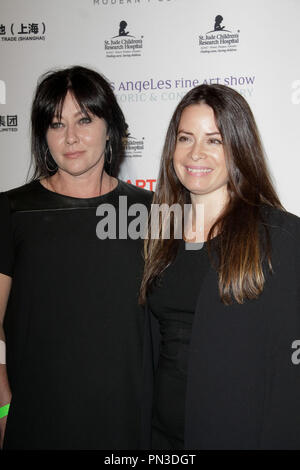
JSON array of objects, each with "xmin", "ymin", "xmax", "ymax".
[{"xmin": 0, "ymin": 273, "xmax": 12, "ymax": 449}]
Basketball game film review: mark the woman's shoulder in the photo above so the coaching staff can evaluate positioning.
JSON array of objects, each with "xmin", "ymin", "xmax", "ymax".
[
  {"xmin": 260, "ymin": 204, "xmax": 300, "ymax": 244},
  {"xmin": 4, "ymin": 180, "xmax": 39, "ymax": 196},
  {"xmin": 1, "ymin": 180, "xmax": 41, "ymax": 212}
]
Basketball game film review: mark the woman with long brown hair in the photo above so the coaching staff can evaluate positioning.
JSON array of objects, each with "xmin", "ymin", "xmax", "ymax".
[{"xmin": 140, "ymin": 84, "xmax": 300, "ymax": 450}]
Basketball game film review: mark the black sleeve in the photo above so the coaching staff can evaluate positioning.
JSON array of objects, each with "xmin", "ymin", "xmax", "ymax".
[
  {"xmin": 260, "ymin": 294, "xmax": 300, "ymax": 449},
  {"xmin": 0, "ymin": 193, "xmax": 14, "ymax": 277},
  {"xmin": 260, "ymin": 220, "xmax": 300, "ymax": 449}
]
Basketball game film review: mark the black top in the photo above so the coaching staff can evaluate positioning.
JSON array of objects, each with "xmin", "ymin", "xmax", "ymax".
[
  {"xmin": 141, "ymin": 207, "xmax": 300, "ymax": 450},
  {"xmin": 0, "ymin": 179, "xmax": 152, "ymax": 450},
  {"xmin": 148, "ymin": 241, "xmax": 210, "ymax": 449}
]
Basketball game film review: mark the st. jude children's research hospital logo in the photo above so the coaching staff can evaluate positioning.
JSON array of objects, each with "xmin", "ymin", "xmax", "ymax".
[
  {"xmin": 199, "ymin": 15, "xmax": 240, "ymax": 53},
  {"xmin": 104, "ymin": 20, "xmax": 143, "ymax": 58},
  {"xmin": 125, "ymin": 133, "xmax": 145, "ymax": 158}
]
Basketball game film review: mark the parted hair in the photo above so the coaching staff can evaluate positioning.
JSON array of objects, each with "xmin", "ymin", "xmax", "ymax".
[{"xmin": 139, "ymin": 84, "xmax": 283, "ymax": 305}]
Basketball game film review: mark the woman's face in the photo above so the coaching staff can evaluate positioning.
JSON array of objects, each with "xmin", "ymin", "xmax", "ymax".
[
  {"xmin": 173, "ymin": 103, "xmax": 228, "ymax": 201},
  {"xmin": 46, "ymin": 91, "xmax": 108, "ymax": 177}
]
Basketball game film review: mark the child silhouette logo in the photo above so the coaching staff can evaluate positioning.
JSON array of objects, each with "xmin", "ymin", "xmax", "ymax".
[
  {"xmin": 127, "ymin": 132, "xmax": 136, "ymax": 140},
  {"xmin": 119, "ymin": 21, "xmax": 129, "ymax": 36},
  {"xmin": 206, "ymin": 15, "xmax": 231, "ymax": 33},
  {"xmin": 113, "ymin": 20, "xmax": 135, "ymax": 38},
  {"xmin": 214, "ymin": 15, "xmax": 225, "ymax": 31}
]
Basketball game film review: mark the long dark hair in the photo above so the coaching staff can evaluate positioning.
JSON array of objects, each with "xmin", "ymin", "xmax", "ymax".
[
  {"xmin": 139, "ymin": 84, "xmax": 283, "ymax": 305},
  {"xmin": 30, "ymin": 65, "xmax": 127, "ymax": 180}
]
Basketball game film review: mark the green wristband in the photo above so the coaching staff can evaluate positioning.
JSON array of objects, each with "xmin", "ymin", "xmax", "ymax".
[{"xmin": 0, "ymin": 403, "xmax": 10, "ymax": 419}]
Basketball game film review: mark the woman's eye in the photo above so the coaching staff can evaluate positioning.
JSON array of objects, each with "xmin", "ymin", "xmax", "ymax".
[
  {"xmin": 79, "ymin": 116, "xmax": 92, "ymax": 124},
  {"xmin": 49, "ymin": 121, "xmax": 63, "ymax": 129},
  {"xmin": 209, "ymin": 138, "xmax": 222, "ymax": 144},
  {"xmin": 178, "ymin": 135, "xmax": 190, "ymax": 143}
]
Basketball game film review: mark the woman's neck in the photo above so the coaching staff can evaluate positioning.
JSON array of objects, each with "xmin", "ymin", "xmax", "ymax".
[
  {"xmin": 188, "ymin": 186, "xmax": 229, "ymax": 242},
  {"xmin": 41, "ymin": 168, "xmax": 117, "ymax": 199}
]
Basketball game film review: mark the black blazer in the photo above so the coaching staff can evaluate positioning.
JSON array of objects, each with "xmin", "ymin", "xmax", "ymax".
[{"xmin": 141, "ymin": 206, "xmax": 300, "ymax": 450}]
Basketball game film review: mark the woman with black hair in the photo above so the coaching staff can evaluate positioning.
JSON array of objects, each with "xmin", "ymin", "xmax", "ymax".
[
  {"xmin": 0, "ymin": 66, "xmax": 152, "ymax": 449},
  {"xmin": 140, "ymin": 84, "xmax": 300, "ymax": 450}
]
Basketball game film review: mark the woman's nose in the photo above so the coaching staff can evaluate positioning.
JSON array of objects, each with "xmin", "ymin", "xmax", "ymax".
[
  {"xmin": 65, "ymin": 124, "xmax": 78, "ymax": 145},
  {"xmin": 191, "ymin": 141, "xmax": 207, "ymax": 161}
]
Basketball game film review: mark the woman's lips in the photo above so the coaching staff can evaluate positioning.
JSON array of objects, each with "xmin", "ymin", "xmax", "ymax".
[
  {"xmin": 185, "ymin": 166, "xmax": 213, "ymax": 175},
  {"xmin": 63, "ymin": 151, "xmax": 85, "ymax": 158}
]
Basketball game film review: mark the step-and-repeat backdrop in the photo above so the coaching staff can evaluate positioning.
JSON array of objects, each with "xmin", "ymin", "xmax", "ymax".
[{"xmin": 0, "ymin": 0, "xmax": 299, "ymax": 215}]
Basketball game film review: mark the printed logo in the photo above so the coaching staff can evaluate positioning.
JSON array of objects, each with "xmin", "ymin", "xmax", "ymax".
[
  {"xmin": 208, "ymin": 14, "xmax": 230, "ymax": 33},
  {"xmin": 126, "ymin": 179, "xmax": 156, "ymax": 191},
  {"xmin": 0, "ymin": 22, "xmax": 46, "ymax": 42},
  {"xmin": 125, "ymin": 133, "xmax": 145, "ymax": 158},
  {"xmin": 112, "ymin": 74, "xmax": 255, "ymax": 104},
  {"xmin": 104, "ymin": 20, "xmax": 143, "ymax": 58},
  {"xmin": 199, "ymin": 15, "xmax": 240, "ymax": 54},
  {"xmin": 0, "ymin": 80, "xmax": 5, "ymax": 104},
  {"xmin": 113, "ymin": 20, "xmax": 133, "ymax": 38},
  {"xmin": 0, "ymin": 114, "xmax": 18, "ymax": 133}
]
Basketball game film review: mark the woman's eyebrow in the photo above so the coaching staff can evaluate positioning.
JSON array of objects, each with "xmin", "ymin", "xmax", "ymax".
[
  {"xmin": 177, "ymin": 129, "xmax": 193, "ymax": 135},
  {"xmin": 177, "ymin": 130, "xmax": 221, "ymax": 136},
  {"xmin": 53, "ymin": 110, "xmax": 88, "ymax": 119}
]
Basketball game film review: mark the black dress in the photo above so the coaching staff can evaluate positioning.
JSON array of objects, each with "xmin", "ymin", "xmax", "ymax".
[
  {"xmin": 148, "ymin": 240, "xmax": 210, "ymax": 449},
  {"xmin": 0, "ymin": 179, "xmax": 152, "ymax": 450}
]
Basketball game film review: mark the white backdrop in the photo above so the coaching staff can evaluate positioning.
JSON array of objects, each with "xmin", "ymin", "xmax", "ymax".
[{"xmin": 0, "ymin": 0, "xmax": 299, "ymax": 215}]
